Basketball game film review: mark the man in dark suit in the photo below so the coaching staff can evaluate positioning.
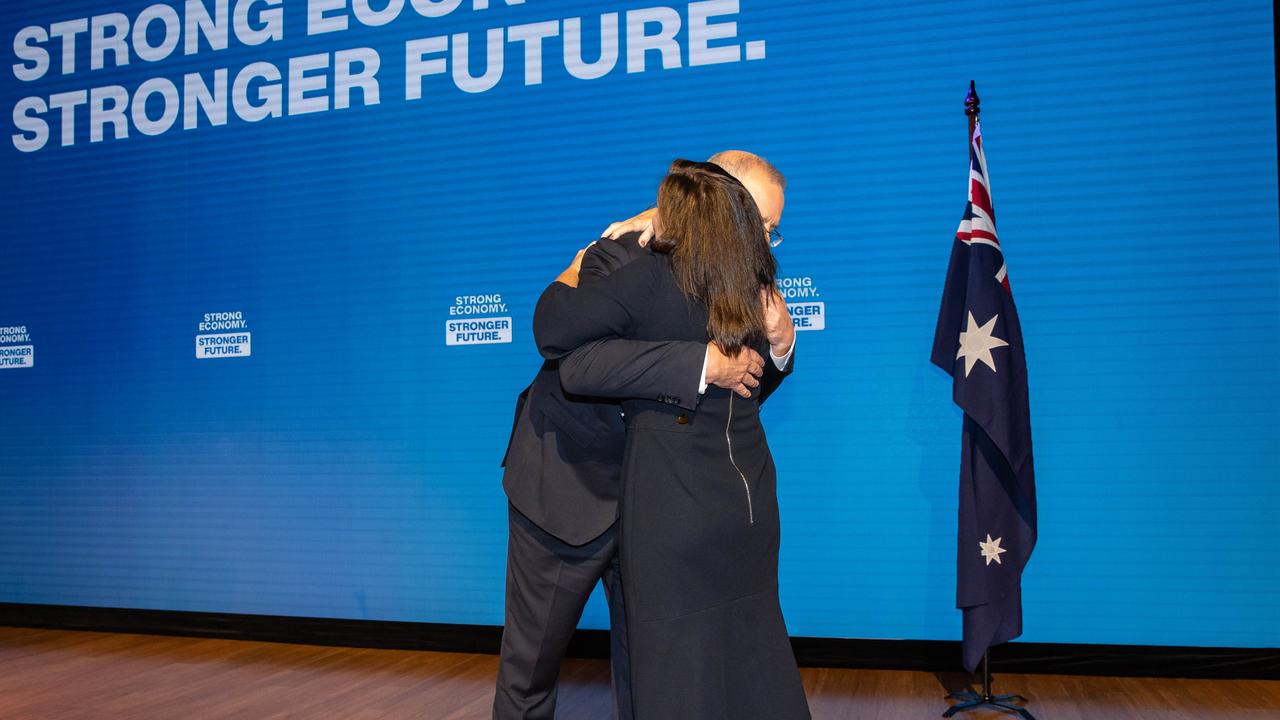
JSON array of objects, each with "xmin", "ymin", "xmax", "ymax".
[{"xmin": 494, "ymin": 151, "xmax": 788, "ymax": 720}]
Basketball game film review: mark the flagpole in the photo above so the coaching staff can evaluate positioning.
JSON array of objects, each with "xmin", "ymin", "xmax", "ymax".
[
  {"xmin": 966, "ymin": 80, "xmax": 979, "ymax": 161},
  {"xmin": 941, "ymin": 81, "xmax": 1038, "ymax": 720}
]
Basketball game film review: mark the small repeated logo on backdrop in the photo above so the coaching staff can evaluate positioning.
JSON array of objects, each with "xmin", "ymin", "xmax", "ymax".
[
  {"xmin": 196, "ymin": 311, "xmax": 251, "ymax": 359},
  {"xmin": 777, "ymin": 276, "xmax": 825, "ymax": 331},
  {"xmin": 0, "ymin": 325, "xmax": 35, "ymax": 369},
  {"xmin": 445, "ymin": 293, "xmax": 512, "ymax": 347}
]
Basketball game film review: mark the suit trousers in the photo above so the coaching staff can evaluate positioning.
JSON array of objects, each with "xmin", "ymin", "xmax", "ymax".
[{"xmin": 493, "ymin": 503, "xmax": 631, "ymax": 720}]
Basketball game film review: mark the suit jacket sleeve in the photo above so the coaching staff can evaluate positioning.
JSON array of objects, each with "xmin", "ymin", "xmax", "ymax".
[
  {"xmin": 558, "ymin": 338, "xmax": 705, "ymax": 411},
  {"xmin": 533, "ymin": 254, "xmax": 658, "ymax": 359}
]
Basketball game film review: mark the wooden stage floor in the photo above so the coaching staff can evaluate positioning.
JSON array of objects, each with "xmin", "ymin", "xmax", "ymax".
[{"xmin": 0, "ymin": 627, "xmax": 1276, "ymax": 719}]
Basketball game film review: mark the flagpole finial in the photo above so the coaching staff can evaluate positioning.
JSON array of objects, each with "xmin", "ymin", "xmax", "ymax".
[
  {"xmin": 965, "ymin": 81, "xmax": 981, "ymax": 159},
  {"xmin": 965, "ymin": 81, "xmax": 980, "ymax": 121}
]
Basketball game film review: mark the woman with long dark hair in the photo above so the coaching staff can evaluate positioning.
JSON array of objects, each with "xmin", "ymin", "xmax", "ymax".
[{"xmin": 533, "ymin": 160, "xmax": 810, "ymax": 719}]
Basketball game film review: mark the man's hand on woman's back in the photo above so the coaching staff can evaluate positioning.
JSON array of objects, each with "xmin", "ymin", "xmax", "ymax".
[{"xmin": 706, "ymin": 344, "xmax": 765, "ymax": 398}]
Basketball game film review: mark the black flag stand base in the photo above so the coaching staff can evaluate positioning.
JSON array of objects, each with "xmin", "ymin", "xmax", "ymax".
[{"xmin": 942, "ymin": 650, "xmax": 1037, "ymax": 719}]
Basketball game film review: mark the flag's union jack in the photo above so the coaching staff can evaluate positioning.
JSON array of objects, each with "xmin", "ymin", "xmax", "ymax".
[{"xmin": 955, "ymin": 124, "xmax": 1010, "ymax": 290}]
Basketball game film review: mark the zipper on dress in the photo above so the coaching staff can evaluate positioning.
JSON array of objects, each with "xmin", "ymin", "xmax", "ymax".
[{"xmin": 726, "ymin": 392, "xmax": 754, "ymax": 525}]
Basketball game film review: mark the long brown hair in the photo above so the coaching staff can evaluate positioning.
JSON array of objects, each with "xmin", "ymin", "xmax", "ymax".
[{"xmin": 649, "ymin": 160, "xmax": 777, "ymax": 355}]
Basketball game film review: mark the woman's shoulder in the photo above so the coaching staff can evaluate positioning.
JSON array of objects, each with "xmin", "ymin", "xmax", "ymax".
[
  {"xmin": 634, "ymin": 250, "xmax": 676, "ymax": 277},
  {"xmin": 630, "ymin": 249, "xmax": 669, "ymax": 270},
  {"xmin": 575, "ymin": 248, "xmax": 669, "ymax": 305},
  {"xmin": 633, "ymin": 252, "xmax": 682, "ymax": 293},
  {"xmin": 605, "ymin": 250, "xmax": 670, "ymax": 286}
]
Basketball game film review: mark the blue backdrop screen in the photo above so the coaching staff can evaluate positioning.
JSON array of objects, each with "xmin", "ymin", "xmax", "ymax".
[{"xmin": 1, "ymin": 0, "xmax": 1277, "ymax": 648}]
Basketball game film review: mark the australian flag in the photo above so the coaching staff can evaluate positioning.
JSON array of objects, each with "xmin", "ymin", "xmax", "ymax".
[{"xmin": 931, "ymin": 121, "xmax": 1037, "ymax": 673}]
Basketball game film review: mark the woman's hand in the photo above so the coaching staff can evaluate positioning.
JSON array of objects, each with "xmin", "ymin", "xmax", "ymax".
[
  {"xmin": 555, "ymin": 244, "xmax": 593, "ymax": 288},
  {"xmin": 761, "ymin": 286, "xmax": 795, "ymax": 358},
  {"xmin": 602, "ymin": 208, "xmax": 658, "ymax": 246}
]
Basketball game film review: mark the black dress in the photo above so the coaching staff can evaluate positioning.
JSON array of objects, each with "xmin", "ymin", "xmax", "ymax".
[{"xmin": 535, "ymin": 252, "xmax": 811, "ymax": 720}]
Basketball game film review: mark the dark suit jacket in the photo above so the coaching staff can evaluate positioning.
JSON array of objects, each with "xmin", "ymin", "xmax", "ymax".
[
  {"xmin": 535, "ymin": 252, "xmax": 793, "ymax": 408},
  {"xmin": 502, "ymin": 232, "xmax": 705, "ymax": 546}
]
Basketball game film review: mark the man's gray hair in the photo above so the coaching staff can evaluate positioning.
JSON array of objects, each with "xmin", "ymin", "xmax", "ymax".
[{"xmin": 706, "ymin": 150, "xmax": 786, "ymax": 190}]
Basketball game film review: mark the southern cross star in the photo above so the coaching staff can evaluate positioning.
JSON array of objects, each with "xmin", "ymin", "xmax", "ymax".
[
  {"xmin": 956, "ymin": 311, "xmax": 1009, "ymax": 377},
  {"xmin": 979, "ymin": 534, "xmax": 1007, "ymax": 566}
]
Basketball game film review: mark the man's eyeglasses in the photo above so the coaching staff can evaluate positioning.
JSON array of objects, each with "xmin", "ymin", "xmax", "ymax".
[{"xmin": 767, "ymin": 226, "xmax": 784, "ymax": 248}]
